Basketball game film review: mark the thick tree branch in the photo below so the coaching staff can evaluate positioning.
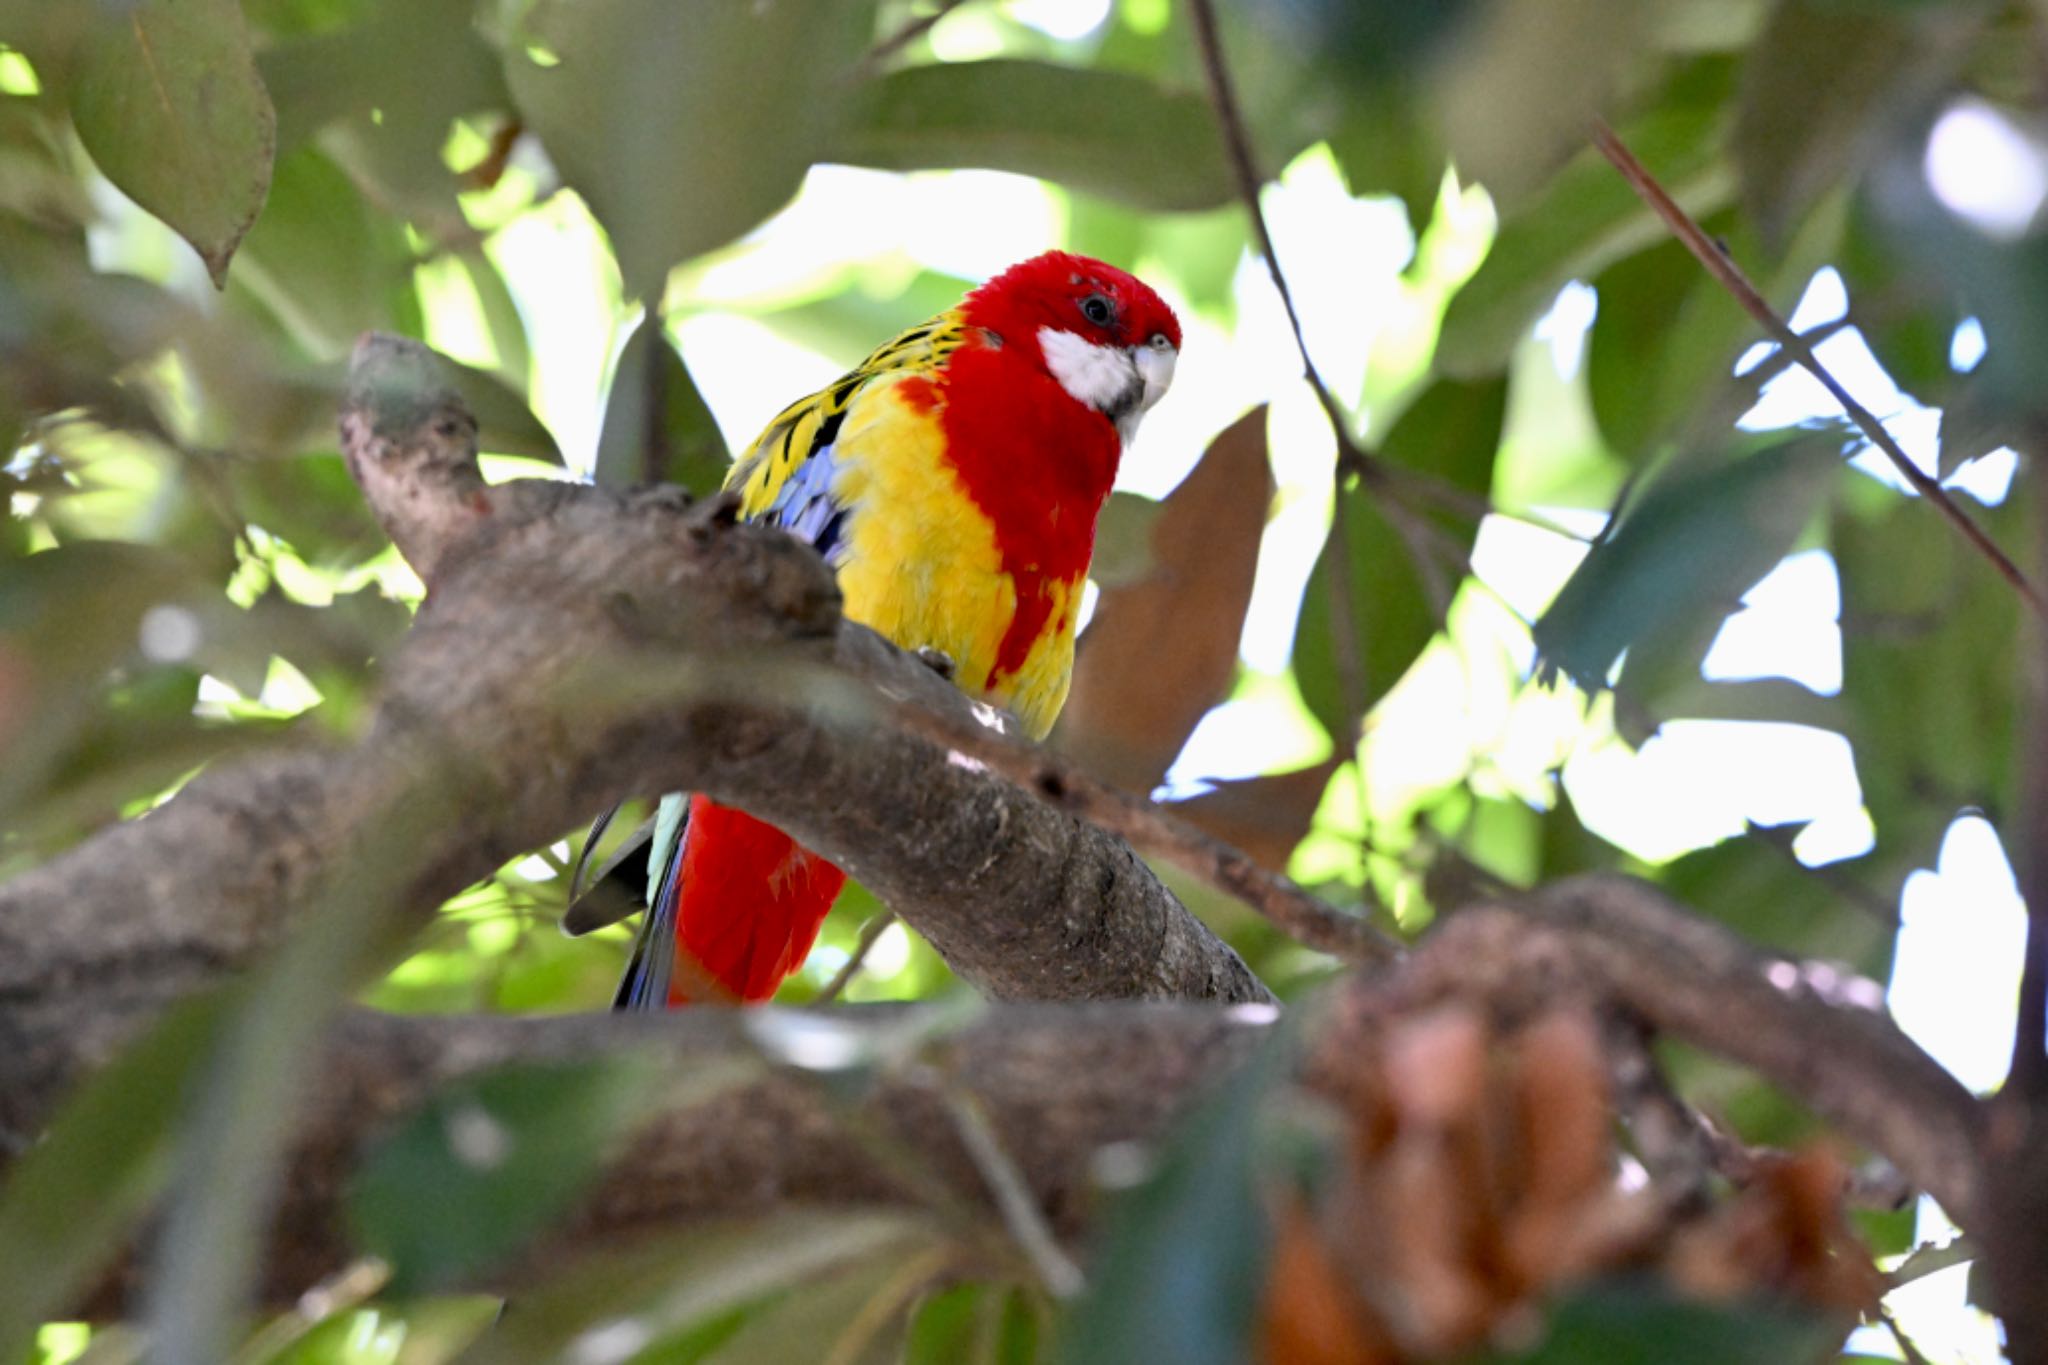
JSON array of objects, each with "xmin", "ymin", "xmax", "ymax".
[
  {"xmin": 0, "ymin": 335, "xmax": 1273, "ymax": 1146},
  {"xmin": 52, "ymin": 872, "xmax": 1985, "ymax": 1311}
]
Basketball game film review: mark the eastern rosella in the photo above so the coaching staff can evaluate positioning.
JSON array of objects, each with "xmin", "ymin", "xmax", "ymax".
[{"xmin": 617, "ymin": 251, "xmax": 1181, "ymax": 1008}]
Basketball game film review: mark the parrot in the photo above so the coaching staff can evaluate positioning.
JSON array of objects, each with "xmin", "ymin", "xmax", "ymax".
[{"xmin": 615, "ymin": 251, "xmax": 1182, "ymax": 1008}]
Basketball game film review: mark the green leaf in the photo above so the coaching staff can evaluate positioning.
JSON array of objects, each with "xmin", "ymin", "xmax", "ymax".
[
  {"xmin": 831, "ymin": 60, "xmax": 1234, "ymax": 212},
  {"xmin": 460, "ymin": 1213, "xmax": 925, "ymax": 1365},
  {"xmin": 259, "ymin": 0, "xmax": 509, "ymax": 154},
  {"xmin": 1292, "ymin": 375, "xmax": 1507, "ymax": 743},
  {"xmin": 0, "ymin": 994, "xmax": 226, "ymax": 1363},
  {"xmin": 454, "ymin": 247, "xmax": 537, "ymax": 394},
  {"xmin": 348, "ymin": 1054, "xmax": 676, "ymax": 1295},
  {"xmin": 1833, "ymin": 202, "xmax": 1962, "ymax": 403},
  {"xmin": 1660, "ymin": 829, "xmax": 1899, "ymax": 976},
  {"xmin": 504, "ymin": 0, "xmax": 877, "ymax": 296},
  {"xmin": 1532, "ymin": 435, "xmax": 1840, "ymax": 695},
  {"xmin": 906, "ymin": 1284, "xmax": 1040, "ymax": 1365},
  {"xmin": 1835, "ymin": 488, "xmax": 2025, "ymax": 836},
  {"xmin": 594, "ymin": 307, "xmax": 730, "ymax": 493},
  {"xmin": 1472, "ymin": 1280, "xmax": 1843, "ymax": 1364},
  {"xmin": 1057, "ymin": 1023, "xmax": 1291, "ymax": 1365},
  {"xmin": 229, "ymin": 144, "xmax": 416, "ymax": 358},
  {"xmin": 67, "ymin": 0, "xmax": 276, "ymax": 286},
  {"xmin": 1436, "ymin": 104, "xmax": 1733, "ymax": 379},
  {"xmin": 1586, "ymin": 239, "xmax": 1702, "ymax": 460},
  {"xmin": 1733, "ymin": 0, "xmax": 1980, "ymax": 245},
  {"xmin": 1626, "ymin": 193, "xmax": 1849, "ymax": 460},
  {"xmin": 1428, "ymin": 0, "xmax": 1649, "ymax": 210},
  {"xmin": 1328, "ymin": 78, "xmax": 1446, "ymax": 235},
  {"xmin": 442, "ymin": 356, "xmax": 563, "ymax": 465}
]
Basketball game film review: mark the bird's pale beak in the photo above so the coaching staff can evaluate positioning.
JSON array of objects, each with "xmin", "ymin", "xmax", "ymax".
[{"xmin": 1135, "ymin": 342, "xmax": 1177, "ymax": 413}]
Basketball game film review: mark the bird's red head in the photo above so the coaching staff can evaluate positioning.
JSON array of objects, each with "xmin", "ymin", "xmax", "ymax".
[{"xmin": 961, "ymin": 251, "xmax": 1181, "ymax": 445}]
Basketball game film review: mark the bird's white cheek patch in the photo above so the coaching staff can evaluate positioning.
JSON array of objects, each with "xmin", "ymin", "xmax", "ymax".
[{"xmin": 1038, "ymin": 327, "xmax": 1137, "ymax": 412}]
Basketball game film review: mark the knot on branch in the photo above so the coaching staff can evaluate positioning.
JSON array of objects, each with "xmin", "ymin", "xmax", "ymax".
[{"xmin": 340, "ymin": 333, "xmax": 491, "ymax": 583}]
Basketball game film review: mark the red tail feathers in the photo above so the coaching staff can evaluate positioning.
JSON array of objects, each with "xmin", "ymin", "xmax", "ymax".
[{"xmin": 659, "ymin": 795, "xmax": 846, "ymax": 1005}]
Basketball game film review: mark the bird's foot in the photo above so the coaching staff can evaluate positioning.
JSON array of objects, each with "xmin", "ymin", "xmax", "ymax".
[{"xmin": 915, "ymin": 646, "xmax": 957, "ymax": 680}]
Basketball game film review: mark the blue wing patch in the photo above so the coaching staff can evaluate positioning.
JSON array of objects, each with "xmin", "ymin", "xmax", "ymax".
[{"xmin": 762, "ymin": 434, "xmax": 851, "ymax": 564}]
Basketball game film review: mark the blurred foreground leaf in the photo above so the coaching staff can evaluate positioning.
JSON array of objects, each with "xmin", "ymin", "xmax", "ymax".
[
  {"xmin": 459, "ymin": 1212, "xmax": 927, "ymax": 1365},
  {"xmin": 1472, "ymin": 1280, "xmax": 1840, "ymax": 1364},
  {"xmin": 0, "ymin": 995, "xmax": 224, "ymax": 1361},
  {"xmin": 1057, "ymin": 1021, "xmax": 1290, "ymax": 1365},
  {"xmin": 349, "ymin": 1052, "xmax": 715, "ymax": 1295}
]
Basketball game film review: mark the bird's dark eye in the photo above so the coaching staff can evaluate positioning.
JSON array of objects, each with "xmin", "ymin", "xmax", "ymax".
[{"xmin": 1080, "ymin": 293, "xmax": 1116, "ymax": 327}]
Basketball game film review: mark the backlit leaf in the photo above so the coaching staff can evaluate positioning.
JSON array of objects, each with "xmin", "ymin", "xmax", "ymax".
[
  {"xmin": 1533, "ymin": 436, "xmax": 1840, "ymax": 695},
  {"xmin": 1436, "ymin": 105, "xmax": 1732, "ymax": 378},
  {"xmin": 1293, "ymin": 375, "xmax": 1507, "ymax": 742}
]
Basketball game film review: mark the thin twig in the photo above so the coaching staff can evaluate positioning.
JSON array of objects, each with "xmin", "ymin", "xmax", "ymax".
[
  {"xmin": 818, "ymin": 911, "xmax": 899, "ymax": 1003},
  {"xmin": 863, "ymin": 0, "xmax": 973, "ymax": 70},
  {"xmin": 884, "ymin": 694, "xmax": 1402, "ymax": 962},
  {"xmin": 2009, "ymin": 421, "xmax": 2048, "ymax": 1094},
  {"xmin": 1185, "ymin": 0, "xmax": 1369, "ymax": 484},
  {"xmin": 1184, "ymin": 0, "xmax": 1376, "ymax": 732},
  {"xmin": 941, "ymin": 1089, "xmax": 1086, "ymax": 1299},
  {"xmin": 1185, "ymin": 0, "xmax": 1472, "ymax": 808},
  {"xmin": 1879, "ymin": 1302, "xmax": 1935, "ymax": 1365},
  {"xmin": 1589, "ymin": 117, "xmax": 2045, "ymax": 620}
]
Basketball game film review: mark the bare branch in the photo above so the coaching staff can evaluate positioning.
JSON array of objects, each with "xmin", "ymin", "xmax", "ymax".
[
  {"xmin": 818, "ymin": 911, "xmax": 900, "ymax": 1003},
  {"xmin": 1588, "ymin": 118, "xmax": 2045, "ymax": 620}
]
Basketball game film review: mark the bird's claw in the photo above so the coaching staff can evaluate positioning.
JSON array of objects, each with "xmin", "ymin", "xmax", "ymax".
[{"xmin": 915, "ymin": 646, "xmax": 957, "ymax": 680}]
